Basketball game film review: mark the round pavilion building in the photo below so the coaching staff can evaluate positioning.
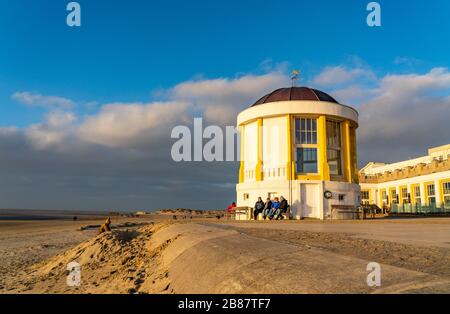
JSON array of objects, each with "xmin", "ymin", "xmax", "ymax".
[{"xmin": 236, "ymin": 86, "xmax": 359, "ymax": 220}]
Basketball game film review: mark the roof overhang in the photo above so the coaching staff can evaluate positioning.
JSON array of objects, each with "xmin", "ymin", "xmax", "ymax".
[{"xmin": 237, "ymin": 100, "xmax": 359, "ymax": 127}]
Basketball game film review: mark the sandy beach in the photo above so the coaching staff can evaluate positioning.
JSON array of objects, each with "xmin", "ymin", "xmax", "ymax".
[{"xmin": 1, "ymin": 215, "xmax": 450, "ymax": 294}]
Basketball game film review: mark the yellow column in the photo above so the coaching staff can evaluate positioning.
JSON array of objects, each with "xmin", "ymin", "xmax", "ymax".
[
  {"xmin": 350, "ymin": 126, "xmax": 358, "ymax": 184},
  {"xmin": 440, "ymin": 179, "xmax": 450, "ymax": 206},
  {"xmin": 286, "ymin": 115, "xmax": 294, "ymax": 180},
  {"xmin": 342, "ymin": 120, "xmax": 352, "ymax": 183},
  {"xmin": 238, "ymin": 125, "xmax": 245, "ymax": 183},
  {"xmin": 410, "ymin": 184, "xmax": 416, "ymax": 205},
  {"xmin": 255, "ymin": 118, "xmax": 263, "ymax": 181},
  {"xmin": 318, "ymin": 116, "xmax": 330, "ymax": 181}
]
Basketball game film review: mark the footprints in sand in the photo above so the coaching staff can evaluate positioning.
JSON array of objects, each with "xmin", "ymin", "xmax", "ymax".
[{"xmin": 3, "ymin": 222, "xmax": 180, "ymax": 294}]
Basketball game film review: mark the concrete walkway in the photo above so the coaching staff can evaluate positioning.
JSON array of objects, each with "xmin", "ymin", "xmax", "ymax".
[
  {"xmin": 220, "ymin": 218, "xmax": 450, "ymax": 248},
  {"xmin": 150, "ymin": 222, "xmax": 449, "ymax": 293}
]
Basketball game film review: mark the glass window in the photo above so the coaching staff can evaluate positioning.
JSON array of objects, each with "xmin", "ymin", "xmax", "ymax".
[
  {"xmin": 443, "ymin": 182, "xmax": 450, "ymax": 206},
  {"xmin": 390, "ymin": 189, "xmax": 397, "ymax": 204},
  {"xmin": 382, "ymin": 190, "xmax": 388, "ymax": 206},
  {"xmin": 361, "ymin": 191, "xmax": 369, "ymax": 200},
  {"xmin": 296, "ymin": 148, "xmax": 317, "ymax": 173},
  {"xmin": 443, "ymin": 182, "xmax": 450, "ymax": 195},
  {"xmin": 295, "ymin": 118, "xmax": 317, "ymax": 145},
  {"xmin": 445, "ymin": 196, "xmax": 450, "ymax": 206},
  {"xmin": 414, "ymin": 185, "xmax": 421, "ymax": 197},
  {"xmin": 326, "ymin": 120, "xmax": 342, "ymax": 176},
  {"xmin": 361, "ymin": 190, "xmax": 370, "ymax": 205},
  {"xmin": 381, "ymin": 190, "xmax": 387, "ymax": 202},
  {"xmin": 401, "ymin": 187, "xmax": 409, "ymax": 203},
  {"xmin": 427, "ymin": 184, "xmax": 436, "ymax": 205},
  {"xmin": 429, "ymin": 197, "xmax": 436, "ymax": 205},
  {"xmin": 294, "ymin": 118, "xmax": 318, "ymax": 174},
  {"xmin": 427, "ymin": 184, "xmax": 435, "ymax": 196}
]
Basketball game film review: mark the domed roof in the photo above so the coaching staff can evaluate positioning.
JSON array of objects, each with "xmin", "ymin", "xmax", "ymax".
[{"xmin": 252, "ymin": 86, "xmax": 339, "ymax": 107}]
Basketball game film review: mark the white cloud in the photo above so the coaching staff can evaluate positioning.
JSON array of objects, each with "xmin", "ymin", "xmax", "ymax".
[
  {"xmin": 313, "ymin": 65, "xmax": 376, "ymax": 87},
  {"xmin": 26, "ymin": 111, "xmax": 77, "ymax": 149},
  {"xmin": 78, "ymin": 101, "xmax": 191, "ymax": 148},
  {"xmin": 2, "ymin": 65, "xmax": 450, "ymax": 210},
  {"xmin": 169, "ymin": 72, "xmax": 288, "ymax": 124},
  {"xmin": 358, "ymin": 67, "xmax": 450, "ymax": 163},
  {"xmin": 12, "ymin": 91, "xmax": 75, "ymax": 110},
  {"xmin": 330, "ymin": 85, "xmax": 374, "ymax": 105},
  {"xmin": 14, "ymin": 71, "xmax": 287, "ymax": 151}
]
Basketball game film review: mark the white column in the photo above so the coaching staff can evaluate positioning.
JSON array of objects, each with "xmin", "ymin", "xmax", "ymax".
[
  {"xmin": 435, "ymin": 179, "xmax": 442, "ymax": 206},
  {"xmin": 419, "ymin": 183, "xmax": 426, "ymax": 206}
]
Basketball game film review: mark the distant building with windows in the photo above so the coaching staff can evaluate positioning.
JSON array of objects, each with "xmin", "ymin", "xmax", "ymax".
[
  {"xmin": 359, "ymin": 144, "xmax": 450, "ymax": 213},
  {"xmin": 236, "ymin": 87, "xmax": 360, "ymax": 219}
]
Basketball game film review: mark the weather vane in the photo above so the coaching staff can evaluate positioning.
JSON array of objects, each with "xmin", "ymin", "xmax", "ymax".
[{"xmin": 291, "ymin": 70, "xmax": 300, "ymax": 87}]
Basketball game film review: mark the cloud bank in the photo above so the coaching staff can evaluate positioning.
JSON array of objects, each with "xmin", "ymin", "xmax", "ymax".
[{"xmin": 1, "ymin": 65, "xmax": 450, "ymax": 210}]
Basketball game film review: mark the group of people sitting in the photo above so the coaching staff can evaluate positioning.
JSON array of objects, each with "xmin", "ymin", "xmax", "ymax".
[{"xmin": 254, "ymin": 196, "xmax": 289, "ymax": 220}]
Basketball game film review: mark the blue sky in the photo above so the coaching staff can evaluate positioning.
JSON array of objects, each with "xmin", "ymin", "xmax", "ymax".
[
  {"xmin": 1, "ymin": 0, "xmax": 450, "ymax": 210},
  {"xmin": 1, "ymin": 0, "xmax": 449, "ymax": 126}
]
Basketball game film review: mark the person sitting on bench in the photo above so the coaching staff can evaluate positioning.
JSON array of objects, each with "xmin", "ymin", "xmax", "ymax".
[
  {"xmin": 253, "ymin": 197, "xmax": 265, "ymax": 219},
  {"xmin": 274, "ymin": 196, "xmax": 289, "ymax": 220},
  {"xmin": 262, "ymin": 197, "xmax": 272, "ymax": 220},
  {"xmin": 268, "ymin": 197, "xmax": 280, "ymax": 220}
]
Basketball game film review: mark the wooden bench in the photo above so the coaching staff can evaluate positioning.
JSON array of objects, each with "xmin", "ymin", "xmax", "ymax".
[{"xmin": 331, "ymin": 205, "xmax": 359, "ymax": 220}]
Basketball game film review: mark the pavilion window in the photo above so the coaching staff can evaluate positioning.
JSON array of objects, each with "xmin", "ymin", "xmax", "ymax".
[
  {"xmin": 326, "ymin": 120, "xmax": 342, "ymax": 176},
  {"xmin": 401, "ymin": 187, "xmax": 409, "ymax": 203},
  {"xmin": 427, "ymin": 184, "xmax": 436, "ymax": 205},
  {"xmin": 294, "ymin": 118, "xmax": 318, "ymax": 174},
  {"xmin": 296, "ymin": 148, "xmax": 318, "ymax": 173},
  {"xmin": 443, "ymin": 182, "xmax": 450, "ymax": 206},
  {"xmin": 414, "ymin": 185, "xmax": 421, "ymax": 205},
  {"xmin": 361, "ymin": 190, "xmax": 370, "ymax": 205},
  {"xmin": 381, "ymin": 190, "xmax": 388, "ymax": 205},
  {"xmin": 295, "ymin": 118, "xmax": 317, "ymax": 145},
  {"xmin": 390, "ymin": 189, "xmax": 398, "ymax": 204}
]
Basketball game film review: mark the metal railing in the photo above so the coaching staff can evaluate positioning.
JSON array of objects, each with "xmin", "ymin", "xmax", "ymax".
[{"xmin": 390, "ymin": 203, "xmax": 450, "ymax": 215}]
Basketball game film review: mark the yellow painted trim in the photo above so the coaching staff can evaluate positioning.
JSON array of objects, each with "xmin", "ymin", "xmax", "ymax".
[
  {"xmin": 286, "ymin": 115, "xmax": 292, "ymax": 180},
  {"xmin": 342, "ymin": 120, "xmax": 352, "ymax": 183},
  {"xmin": 318, "ymin": 116, "xmax": 330, "ymax": 181},
  {"xmin": 255, "ymin": 118, "xmax": 263, "ymax": 181},
  {"xmin": 295, "ymin": 174, "xmax": 322, "ymax": 181},
  {"xmin": 350, "ymin": 126, "xmax": 358, "ymax": 184},
  {"xmin": 238, "ymin": 126, "xmax": 245, "ymax": 183}
]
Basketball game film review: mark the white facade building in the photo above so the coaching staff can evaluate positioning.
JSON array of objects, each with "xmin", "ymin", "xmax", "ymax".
[
  {"xmin": 236, "ymin": 87, "xmax": 360, "ymax": 220},
  {"xmin": 360, "ymin": 144, "xmax": 450, "ymax": 212}
]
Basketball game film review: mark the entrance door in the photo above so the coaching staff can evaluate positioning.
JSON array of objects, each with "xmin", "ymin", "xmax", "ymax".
[{"xmin": 300, "ymin": 184, "xmax": 319, "ymax": 218}]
